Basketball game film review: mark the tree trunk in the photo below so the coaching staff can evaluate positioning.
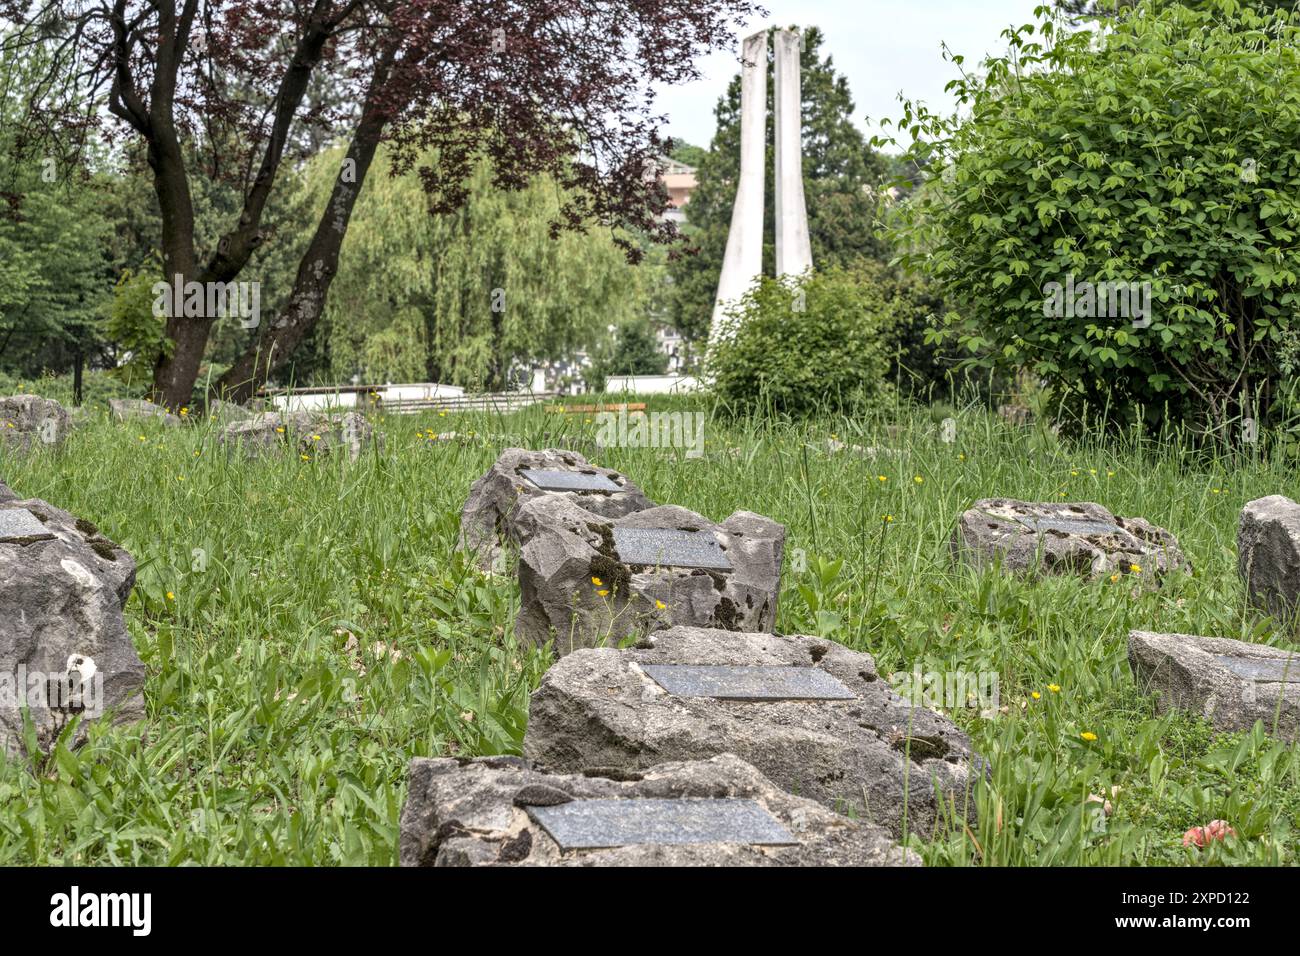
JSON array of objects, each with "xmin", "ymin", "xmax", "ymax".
[{"xmin": 215, "ymin": 53, "xmax": 394, "ymax": 404}]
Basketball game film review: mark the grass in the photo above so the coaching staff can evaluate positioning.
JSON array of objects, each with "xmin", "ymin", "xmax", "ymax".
[{"xmin": 1, "ymin": 394, "xmax": 1298, "ymax": 865}]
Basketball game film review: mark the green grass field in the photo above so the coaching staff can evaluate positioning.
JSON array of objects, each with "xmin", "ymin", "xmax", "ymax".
[{"xmin": 2, "ymin": 398, "xmax": 1298, "ymax": 866}]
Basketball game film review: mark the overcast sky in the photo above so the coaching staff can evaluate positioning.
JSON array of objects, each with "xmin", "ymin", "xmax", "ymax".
[{"xmin": 653, "ymin": 0, "xmax": 1046, "ymax": 152}]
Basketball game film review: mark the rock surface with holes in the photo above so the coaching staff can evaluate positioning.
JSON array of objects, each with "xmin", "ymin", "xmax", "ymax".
[
  {"xmin": 458, "ymin": 447, "xmax": 655, "ymax": 568},
  {"xmin": 1238, "ymin": 495, "xmax": 1300, "ymax": 626},
  {"xmin": 398, "ymin": 752, "xmax": 917, "ymax": 867},
  {"xmin": 0, "ymin": 495, "xmax": 145, "ymax": 757},
  {"xmin": 514, "ymin": 499, "xmax": 785, "ymax": 655},
  {"xmin": 0, "ymin": 395, "xmax": 72, "ymax": 451},
  {"xmin": 951, "ymin": 498, "xmax": 1189, "ymax": 579},
  {"xmin": 524, "ymin": 625, "xmax": 980, "ymax": 838},
  {"xmin": 1129, "ymin": 630, "xmax": 1300, "ymax": 739},
  {"xmin": 216, "ymin": 411, "xmax": 377, "ymax": 462},
  {"xmin": 109, "ymin": 398, "xmax": 182, "ymax": 428}
]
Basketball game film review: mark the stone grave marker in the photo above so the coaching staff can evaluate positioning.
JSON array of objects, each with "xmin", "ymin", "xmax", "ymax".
[
  {"xmin": 526, "ymin": 625, "xmax": 983, "ymax": 838},
  {"xmin": 641, "ymin": 664, "xmax": 856, "ymax": 700},
  {"xmin": 1129, "ymin": 630, "xmax": 1300, "ymax": 739},
  {"xmin": 612, "ymin": 527, "xmax": 732, "ymax": 570},
  {"xmin": 1238, "ymin": 495, "xmax": 1300, "ymax": 626},
  {"xmin": 0, "ymin": 508, "xmax": 55, "ymax": 543},
  {"xmin": 520, "ymin": 468, "xmax": 622, "ymax": 493},
  {"xmin": 528, "ymin": 798, "xmax": 795, "ymax": 850},
  {"xmin": 1, "ymin": 498, "xmax": 145, "ymax": 757},
  {"xmin": 952, "ymin": 498, "xmax": 1189, "ymax": 580},
  {"xmin": 399, "ymin": 752, "xmax": 916, "ymax": 867},
  {"xmin": 459, "ymin": 447, "xmax": 654, "ymax": 569},
  {"xmin": 514, "ymin": 499, "xmax": 783, "ymax": 654},
  {"xmin": 0, "ymin": 395, "xmax": 71, "ymax": 452}
]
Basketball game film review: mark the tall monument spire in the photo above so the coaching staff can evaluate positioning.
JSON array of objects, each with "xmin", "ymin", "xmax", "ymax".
[
  {"xmin": 774, "ymin": 28, "xmax": 813, "ymax": 277},
  {"xmin": 709, "ymin": 28, "xmax": 813, "ymax": 349},
  {"xmin": 708, "ymin": 30, "xmax": 767, "ymax": 343}
]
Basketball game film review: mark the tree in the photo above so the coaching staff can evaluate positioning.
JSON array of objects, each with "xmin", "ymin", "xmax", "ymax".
[
  {"xmin": 589, "ymin": 318, "xmax": 669, "ymax": 391},
  {"xmin": 668, "ymin": 26, "xmax": 892, "ymax": 347},
  {"xmin": 1, "ymin": 1, "xmax": 758, "ymax": 407},
  {"xmin": 708, "ymin": 268, "xmax": 896, "ymax": 417},
  {"xmin": 1056, "ymin": 0, "xmax": 1295, "ymax": 19},
  {"xmin": 294, "ymin": 145, "xmax": 649, "ymax": 389},
  {"xmin": 0, "ymin": 36, "xmax": 113, "ymax": 378},
  {"xmin": 886, "ymin": 1, "xmax": 1300, "ymax": 431}
]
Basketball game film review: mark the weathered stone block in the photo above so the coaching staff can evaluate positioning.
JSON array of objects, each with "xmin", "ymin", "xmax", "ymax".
[
  {"xmin": 1129, "ymin": 630, "xmax": 1300, "ymax": 739},
  {"xmin": 0, "ymin": 497, "xmax": 144, "ymax": 757},
  {"xmin": 525, "ymin": 625, "xmax": 982, "ymax": 838},
  {"xmin": 952, "ymin": 498, "xmax": 1189, "ymax": 579},
  {"xmin": 0, "ymin": 395, "xmax": 71, "ymax": 451},
  {"xmin": 398, "ymin": 752, "xmax": 917, "ymax": 867},
  {"xmin": 1238, "ymin": 495, "xmax": 1300, "ymax": 625},
  {"xmin": 515, "ymin": 499, "xmax": 784, "ymax": 654},
  {"xmin": 459, "ymin": 447, "xmax": 654, "ymax": 568}
]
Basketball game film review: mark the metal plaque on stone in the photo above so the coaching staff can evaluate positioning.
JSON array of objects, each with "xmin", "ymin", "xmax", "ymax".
[
  {"xmin": 520, "ymin": 468, "xmax": 621, "ymax": 493},
  {"xmin": 528, "ymin": 798, "xmax": 796, "ymax": 850},
  {"xmin": 641, "ymin": 664, "xmax": 856, "ymax": 701},
  {"xmin": 612, "ymin": 527, "xmax": 732, "ymax": 570},
  {"xmin": 1217, "ymin": 655, "xmax": 1300, "ymax": 683},
  {"xmin": 0, "ymin": 509, "xmax": 54, "ymax": 543}
]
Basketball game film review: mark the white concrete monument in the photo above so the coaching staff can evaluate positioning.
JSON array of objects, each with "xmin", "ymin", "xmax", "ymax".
[
  {"xmin": 774, "ymin": 29, "xmax": 813, "ymax": 278},
  {"xmin": 709, "ymin": 28, "xmax": 812, "ymax": 344}
]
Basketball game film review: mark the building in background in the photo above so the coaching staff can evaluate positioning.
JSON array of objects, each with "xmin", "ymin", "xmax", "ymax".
[{"xmin": 651, "ymin": 156, "xmax": 698, "ymax": 224}]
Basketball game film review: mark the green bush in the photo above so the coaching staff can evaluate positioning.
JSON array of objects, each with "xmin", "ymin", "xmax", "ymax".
[
  {"xmin": 707, "ymin": 267, "xmax": 896, "ymax": 416},
  {"xmin": 887, "ymin": 0, "xmax": 1300, "ymax": 432}
]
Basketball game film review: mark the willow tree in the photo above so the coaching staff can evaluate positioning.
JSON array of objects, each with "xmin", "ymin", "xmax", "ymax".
[{"xmin": 299, "ymin": 146, "xmax": 648, "ymax": 389}]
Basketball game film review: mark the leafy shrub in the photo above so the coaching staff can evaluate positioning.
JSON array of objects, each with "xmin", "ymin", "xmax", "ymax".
[
  {"xmin": 708, "ymin": 267, "xmax": 896, "ymax": 416},
  {"xmin": 887, "ymin": 1, "xmax": 1300, "ymax": 432},
  {"xmin": 101, "ymin": 269, "xmax": 170, "ymax": 390}
]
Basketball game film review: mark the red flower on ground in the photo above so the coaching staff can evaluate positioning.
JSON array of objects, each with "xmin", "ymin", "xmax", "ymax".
[{"xmin": 1182, "ymin": 820, "xmax": 1236, "ymax": 848}]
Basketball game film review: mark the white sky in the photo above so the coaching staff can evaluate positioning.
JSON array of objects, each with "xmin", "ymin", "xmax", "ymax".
[{"xmin": 653, "ymin": 0, "xmax": 1046, "ymax": 151}]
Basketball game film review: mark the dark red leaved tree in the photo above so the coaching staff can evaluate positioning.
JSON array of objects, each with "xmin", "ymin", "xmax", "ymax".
[{"xmin": 0, "ymin": 0, "xmax": 758, "ymax": 406}]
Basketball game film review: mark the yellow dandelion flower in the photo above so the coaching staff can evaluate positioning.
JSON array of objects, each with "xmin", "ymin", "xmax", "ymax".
[
  {"xmin": 1110, "ymin": 573, "xmax": 1120, "ymax": 583},
  {"xmin": 1048, "ymin": 684, "xmax": 1060, "ymax": 693},
  {"xmin": 655, "ymin": 600, "xmax": 667, "ymax": 610},
  {"xmin": 138, "ymin": 435, "xmax": 146, "ymax": 442},
  {"xmin": 1031, "ymin": 691, "xmax": 1041, "ymax": 700},
  {"xmin": 913, "ymin": 475, "xmax": 924, "ymax": 484},
  {"xmin": 311, "ymin": 434, "xmax": 321, "ymax": 441},
  {"xmin": 591, "ymin": 577, "xmax": 603, "ymax": 587},
  {"xmin": 1129, "ymin": 563, "xmax": 1141, "ymax": 574},
  {"xmin": 597, "ymin": 589, "xmax": 609, "ymax": 597},
  {"xmin": 166, "ymin": 592, "xmax": 175, "ymax": 601},
  {"xmin": 275, "ymin": 426, "xmax": 285, "ymax": 434},
  {"xmin": 1081, "ymin": 731, "xmax": 1098, "ymax": 742},
  {"xmin": 882, "ymin": 514, "xmax": 894, "ymax": 523},
  {"xmin": 877, "ymin": 475, "xmax": 887, "ymax": 482},
  {"xmin": 300, "ymin": 454, "xmax": 310, "ymax": 461}
]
